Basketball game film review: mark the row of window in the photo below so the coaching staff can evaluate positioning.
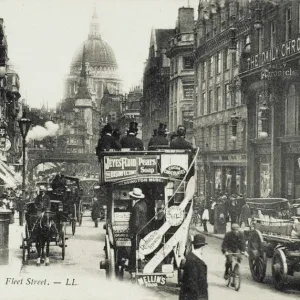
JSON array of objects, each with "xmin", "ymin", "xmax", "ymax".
[
  {"xmin": 201, "ymin": 47, "xmax": 239, "ymax": 80},
  {"xmin": 199, "ymin": 122, "xmax": 246, "ymax": 152},
  {"xmin": 199, "ymin": 85, "xmax": 242, "ymax": 116},
  {"xmin": 170, "ymin": 56, "xmax": 194, "ymax": 76}
]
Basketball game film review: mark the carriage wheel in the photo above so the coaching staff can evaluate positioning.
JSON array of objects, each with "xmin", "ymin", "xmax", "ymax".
[
  {"xmin": 21, "ymin": 233, "xmax": 30, "ymax": 264},
  {"xmin": 272, "ymin": 249, "xmax": 288, "ymax": 290},
  {"xmin": 248, "ymin": 230, "xmax": 267, "ymax": 282},
  {"xmin": 61, "ymin": 229, "xmax": 66, "ymax": 260},
  {"xmin": 78, "ymin": 201, "xmax": 83, "ymax": 226}
]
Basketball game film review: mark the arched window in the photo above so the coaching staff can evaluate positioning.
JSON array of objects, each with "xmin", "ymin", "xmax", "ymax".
[{"xmin": 285, "ymin": 84, "xmax": 297, "ymax": 136}]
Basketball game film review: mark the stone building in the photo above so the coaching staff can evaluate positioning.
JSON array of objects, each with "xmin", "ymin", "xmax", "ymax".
[
  {"xmin": 119, "ymin": 85, "xmax": 143, "ymax": 139},
  {"xmin": 194, "ymin": 0, "xmax": 249, "ymax": 197},
  {"xmin": 142, "ymin": 28, "xmax": 174, "ymax": 145},
  {"xmin": 167, "ymin": 7, "xmax": 195, "ymax": 142},
  {"xmin": 240, "ymin": 0, "xmax": 300, "ymax": 199}
]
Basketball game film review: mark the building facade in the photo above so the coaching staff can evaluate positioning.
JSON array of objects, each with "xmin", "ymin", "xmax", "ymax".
[
  {"xmin": 194, "ymin": 0, "xmax": 250, "ymax": 197},
  {"xmin": 167, "ymin": 7, "xmax": 195, "ymax": 142},
  {"xmin": 142, "ymin": 28, "xmax": 174, "ymax": 145},
  {"xmin": 119, "ymin": 85, "xmax": 143, "ymax": 139},
  {"xmin": 240, "ymin": 0, "xmax": 300, "ymax": 199}
]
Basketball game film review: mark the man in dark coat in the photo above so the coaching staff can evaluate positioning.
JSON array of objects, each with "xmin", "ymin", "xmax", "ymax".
[
  {"xmin": 91, "ymin": 192, "xmax": 102, "ymax": 228},
  {"xmin": 148, "ymin": 123, "xmax": 169, "ymax": 150},
  {"xmin": 34, "ymin": 187, "xmax": 51, "ymax": 212},
  {"xmin": 128, "ymin": 187, "xmax": 148, "ymax": 271},
  {"xmin": 120, "ymin": 122, "xmax": 144, "ymax": 150},
  {"xmin": 170, "ymin": 125, "xmax": 193, "ymax": 150},
  {"xmin": 222, "ymin": 223, "xmax": 247, "ymax": 279},
  {"xmin": 96, "ymin": 123, "xmax": 121, "ymax": 154},
  {"xmin": 180, "ymin": 234, "xmax": 208, "ymax": 300}
]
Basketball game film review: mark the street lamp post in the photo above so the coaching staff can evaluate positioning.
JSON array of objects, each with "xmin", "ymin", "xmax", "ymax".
[{"xmin": 18, "ymin": 112, "xmax": 31, "ymax": 226}]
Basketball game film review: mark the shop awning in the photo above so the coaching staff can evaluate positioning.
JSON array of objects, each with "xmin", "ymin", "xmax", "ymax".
[{"xmin": 0, "ymin": 160, "xmax": 22, "ymax": 187}]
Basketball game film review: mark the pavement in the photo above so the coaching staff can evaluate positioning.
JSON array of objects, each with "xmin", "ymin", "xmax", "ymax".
[{"xmin": 0, "ymin": 213, "xmax": 23, "ymax": 275}]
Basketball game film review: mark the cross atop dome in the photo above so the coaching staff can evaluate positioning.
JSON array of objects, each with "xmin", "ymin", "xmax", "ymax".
[{"xmin": 89, "ymin": 3, "xmax": 101, "ymax": 40}]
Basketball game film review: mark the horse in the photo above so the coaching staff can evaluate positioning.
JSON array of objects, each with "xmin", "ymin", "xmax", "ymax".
[{"xmin": 35, "ymin": 211, "xmax": 54, "ymax": 266}]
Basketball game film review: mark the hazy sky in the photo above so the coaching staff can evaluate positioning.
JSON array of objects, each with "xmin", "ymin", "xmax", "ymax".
[{"xmin": 1, "ymin": 0, "xmax": 198, "ymax": 108}]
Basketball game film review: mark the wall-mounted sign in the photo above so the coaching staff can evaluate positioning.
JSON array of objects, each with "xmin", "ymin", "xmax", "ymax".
[
  {"xmin": 139, "ymin": 230, "xmax": 163, "ymax": 256},
  {"xmin": 162, "ymin": 165, "xmax": 186, "ymax": 177},
  {"xmin": 166, "ymin": 206, "xmax": 184, "ymax": 227},
  {"xmin": 104, "ymin": 156, "xmax": 158, "ymax": 182},
  {"xmin": 246, "ymin": 38, "xmax": 300, "ymax": 71}
]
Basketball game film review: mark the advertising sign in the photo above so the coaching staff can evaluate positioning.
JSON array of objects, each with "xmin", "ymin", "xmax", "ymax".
[
  {"xmin": 136, "ymin": 275, "xmax": 166, "ymax": 287},
  {"xmin": 139, "ymin": 230, "xmax": 163, "ymax": 256},
  {"xmin": 166, "ymin": 206, "xmax": 184, "ymax": 227},
  {"xmin": 161, "ymin": 154, "xmax": 188, "ymax": 178},
  {"xmin": 114, "ymin": 212, "xmax": 130, "ymax": 222},
  {"xmin": 104, "ymin": 156, "xmax": 158, "ymax": 182}
]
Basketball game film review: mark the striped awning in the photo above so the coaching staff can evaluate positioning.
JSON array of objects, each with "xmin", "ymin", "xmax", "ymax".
[{"xmin": 0, "ymin": 160, "xmax": 21, "ymax": 187}]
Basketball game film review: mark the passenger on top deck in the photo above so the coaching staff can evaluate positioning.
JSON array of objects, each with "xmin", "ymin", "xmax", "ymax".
[
  {"xmin": 120, "ymin": 122, "xmax": 144, "ymax": 150},
  {"xmin": 148, "ymin": 123, "xmax": 169, "ymax": 150},
  {"xmin": 96, "ymin": 123, "xmax": 122, "ymax": 154},
  {"xmin": 170, "ymin": 125, "xmax": 193, "ymax": 150}
]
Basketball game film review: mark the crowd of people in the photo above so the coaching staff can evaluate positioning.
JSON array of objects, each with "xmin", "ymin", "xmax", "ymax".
[
  {"xmin": 96, "ymin": 121, "xmax": 194, "ymax": 154},
  {"xmin": 194, "ymin": 192, "xmax": 251, "ymax": 232}
]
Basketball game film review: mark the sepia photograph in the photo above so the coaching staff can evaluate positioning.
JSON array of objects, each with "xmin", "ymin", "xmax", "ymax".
[{"xmin": 0, "ymin": 0, "xmax": 300, "ymax": 299}]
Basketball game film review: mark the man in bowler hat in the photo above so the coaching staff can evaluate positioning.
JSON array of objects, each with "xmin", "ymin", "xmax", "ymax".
[
  {"xmin": 120, "ymin": 122, "xmax": 144, "ymax": 150},
  {"xmin": 148, "ymin": 123, "xmax": 169, "ymax": 150},
  {"xmin": 170, "ymin": 125, "xmax": 193, "ymax": 150},
  {"xmin": 180, "ymin": 234, "xmax": 208, "ymax": 300}
]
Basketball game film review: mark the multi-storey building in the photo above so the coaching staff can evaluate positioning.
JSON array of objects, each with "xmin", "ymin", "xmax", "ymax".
[
  {"xmin": 119, "ymin": 85, "xmax": 143, "ymax": 138},
  {"xmin": 240, "ymin": 0, "xmax": 300, "ymax": 199},
  {"xmin": 167, "ymin": 7, "xmax": 195, "ymax": 142},
  {"xmin": 194, "ymin": 0, "xmax": 250, "ymax": 197},
  {"xmin": 142, "ymin": 28, "xmax": 174, "ymax": 145}
]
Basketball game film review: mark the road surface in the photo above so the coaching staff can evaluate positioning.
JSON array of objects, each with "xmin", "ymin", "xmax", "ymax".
[{"xmin": 1, "ymin": 215, "xmax": 300, "ymax": 300}]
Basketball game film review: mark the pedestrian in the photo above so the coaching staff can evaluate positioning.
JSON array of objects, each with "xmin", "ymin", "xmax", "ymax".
[
  {"xmin": 170, "ymin": 125, "xmax": 193, "ymax": 150},
  {"xmin": 128, "ymin": 187, "xmax": 148, "ymax": 272},
  {"xmin": 180, "ymin": 233, "xmax": 208, "ymax": 300},
  {"xmin": 91, "ymin": 196, "xmax": 101, "ymax": 227},
  {"xmin": 148, "ymin": 123, "xmax": 169, "ymax": 150},
  {"xmin": 120, "ymin": 122, "xmax": 144, "ymax": 150},
  {"xmin": 202, "ymin": 206, "xmax": 209, "ymax": 233}
]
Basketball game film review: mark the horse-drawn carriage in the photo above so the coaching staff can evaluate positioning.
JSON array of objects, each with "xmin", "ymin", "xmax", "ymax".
[
  {"xmin": 99, "ymin": 149, "xmax": 198, "ymax": 287},
  {"xmin": 21, "ymin": 199, "xmax": 67, "ymax": 265},
  {"xmin": 246, "ymin": 198, "xmax": 300, "ymax": 290}
]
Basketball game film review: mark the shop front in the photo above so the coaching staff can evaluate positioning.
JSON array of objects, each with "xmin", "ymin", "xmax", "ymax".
[
  {"xmin": 282, "ymin": 141, "xmax": 300, "ymax": 200},
  {"xmin": 209, "ymin": 153, "xmax": 247, "ymax": 197}
]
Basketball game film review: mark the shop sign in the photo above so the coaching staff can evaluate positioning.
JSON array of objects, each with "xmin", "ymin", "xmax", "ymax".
[
  {"xmin": 166, "ymin": 206, "xmax": 184, "ymax": 226},
  {"xmin": 161, "ymin": 154, "xmax": 188, "ymax": 178},
  {"xmin": 136, "ymin": 275, "xmax": 166, "ymax": 287},
  {"xmin": 247, "ymin": 38, "xmax": 300, "ymax": 71},
  {"xmin": 104, "ymin": 156, "xmax": 158, "ymax": 182},
  {"xmin": 139, "ymin": 230, "xmax": 163, "ymax": 256}
]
